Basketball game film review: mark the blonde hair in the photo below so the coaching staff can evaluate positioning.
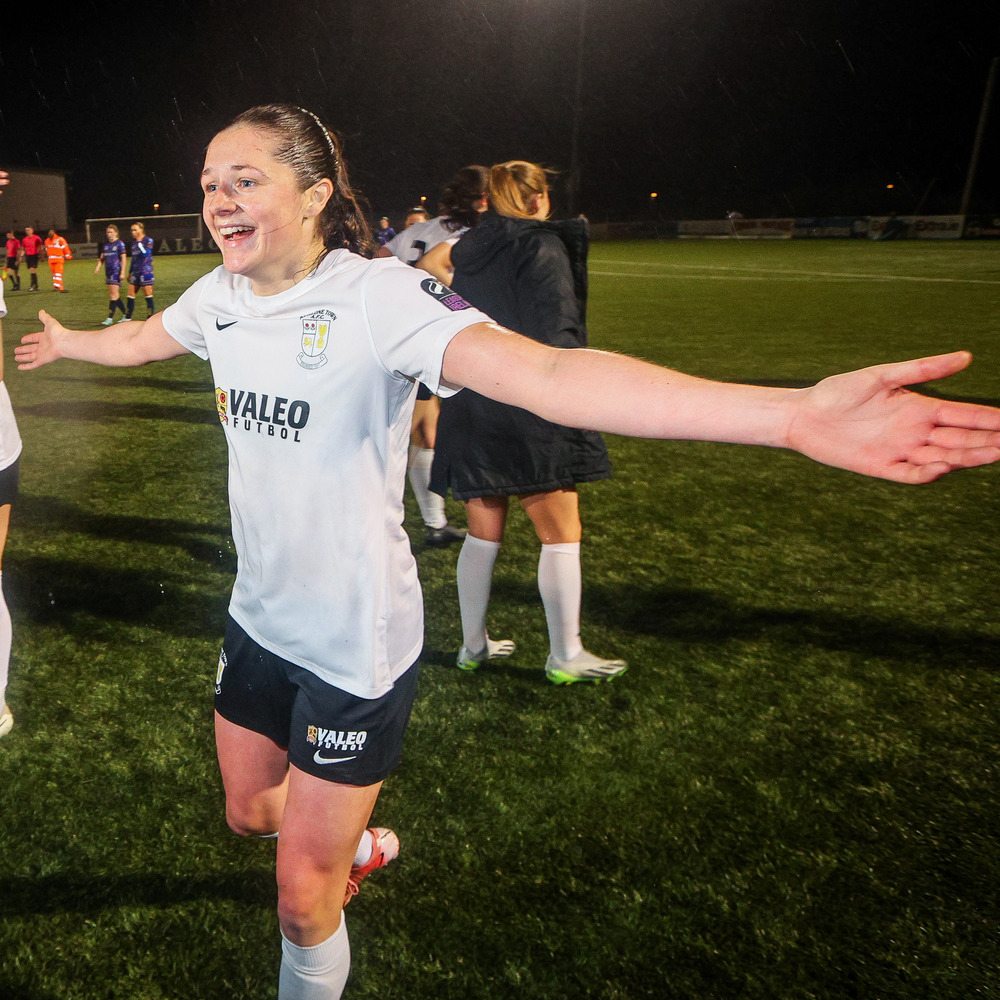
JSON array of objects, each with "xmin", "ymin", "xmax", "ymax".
[{"xmin": 488, "ymin": 161, "xmax": 553, "ymax": 220}]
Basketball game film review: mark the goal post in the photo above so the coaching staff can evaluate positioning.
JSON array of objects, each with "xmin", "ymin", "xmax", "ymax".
[{"xmin": 85, "ymin": 213, "xmax": 211, "ymax": 251}]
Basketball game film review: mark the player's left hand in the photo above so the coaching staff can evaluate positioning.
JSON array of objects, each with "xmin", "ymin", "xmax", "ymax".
[
  {"xmin": 786, "ymin": 351, "xmax": 1000, "ymax": 483},
  {"xmin": 0, "ymin": 170, "xmax": 8, "ymax": 195}
]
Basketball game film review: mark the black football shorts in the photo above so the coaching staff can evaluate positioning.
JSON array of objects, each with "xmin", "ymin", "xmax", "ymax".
[{"xmin": 214, "ymin": 615, "xmax": 419, "ymax": 786}]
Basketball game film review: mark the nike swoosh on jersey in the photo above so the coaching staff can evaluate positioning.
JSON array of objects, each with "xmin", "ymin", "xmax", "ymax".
[
  {"xmin": 313, "ymin": 751, "xmax": 358, "ymax": 765},
  {"xmin": 215, "ymin": 319, "xmax": 238, "ymax": 330}
]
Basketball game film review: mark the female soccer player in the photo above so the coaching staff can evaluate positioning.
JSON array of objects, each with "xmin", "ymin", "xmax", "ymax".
[
  {"xmin": 15, "ymin": 106, "xmax": 1000, "ymax": 999},
  {"xmin": 0, "ymin": 175, "xmax": 23, "ymax": 739},
  {"xmin": 95, "ymin": 224, "xmax": 128, "ymax": 325},
  {"xmin": 380, "ymin": 165, "xmax": 490, "ymax": 547},
  {"xmin": 125, "ymin": 221, "xmax": 155, "ymax": 318},
  {"xmin": 425, "ymin": 160, "xmax": 627, "ymax": 683}
]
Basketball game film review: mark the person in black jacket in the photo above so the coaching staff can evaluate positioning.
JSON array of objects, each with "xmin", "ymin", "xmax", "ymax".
[{"xmin": 426, "ymin": 161, "xmax": 627, "ymax": 685}]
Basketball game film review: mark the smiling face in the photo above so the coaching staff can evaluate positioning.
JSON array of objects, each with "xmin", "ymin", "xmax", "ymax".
[{"xmin": 201, "ymin": 125, "xmax": 332, "ymax": 296}]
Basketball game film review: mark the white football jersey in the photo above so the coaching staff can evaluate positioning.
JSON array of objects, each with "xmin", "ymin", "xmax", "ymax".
[
  {"xmin": 162, "ymin": 250, "xmax": 490, "ymax": 698},
  {"xmin": 0, "ymin": 285, "xmax": 23, "ymax": 471},
  {"xmin": 386, "ymin": 217, "xmax": 466, "ymax": 265}
]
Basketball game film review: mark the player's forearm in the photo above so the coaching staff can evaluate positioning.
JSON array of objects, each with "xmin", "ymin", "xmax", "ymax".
[
  {"xmin": 50, "ymin": 322, "xmax": 155, "ymax": 367},
  {"xmin": 446, "ymin": 326, "xmax": 796, "ymax": 449},
  {"xmin": 518, "ymin": 347, "xmax": 795, "ymax": 447},
  {"xmin": 18, "ymin": 312, "xmax": 187, "ymax": 370}
]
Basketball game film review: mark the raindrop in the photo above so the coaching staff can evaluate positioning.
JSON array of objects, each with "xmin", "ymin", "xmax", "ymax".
[{"xmin": 835, "ymin": 39, "xmax": 856, "ymax": 75}]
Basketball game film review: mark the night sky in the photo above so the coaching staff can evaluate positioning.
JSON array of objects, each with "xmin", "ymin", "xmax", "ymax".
[{"xmin": 1, "ymin": 1, "xmax": 997, "ymax": 225}]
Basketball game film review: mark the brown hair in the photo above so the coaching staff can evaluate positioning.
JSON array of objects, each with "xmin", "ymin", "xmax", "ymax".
[
  {"xmin": 439, "ymin": 165, "xmax": 489, "ymax": 232},
  {"xmin": 223, "ymin": 104, "xmax": 376, "ymax": 259}
]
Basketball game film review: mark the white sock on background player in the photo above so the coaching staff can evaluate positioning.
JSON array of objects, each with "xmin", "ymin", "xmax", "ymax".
[
  {"xmin": 279, "ymin": 918, "xmax": 350, "ymax": 1000},
  {"xmin": 457, "ymin": 535, "xmax": 501, "ymax": 654},
  {"xmin": 407, "ymin": 446, "xmax": 446, "ymax": 529},
  {"xmin": 0, "ymin": 571, "xmax": 11, "ymax": 705},
  {"xmin": 538, "ymin": 542, "xmax": 584, "ymax": 661}
]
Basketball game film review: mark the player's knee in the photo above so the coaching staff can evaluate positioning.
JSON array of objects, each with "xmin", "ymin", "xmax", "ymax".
[
  {"xmin": 276, "ymin": 874, "xmax": 342, "ymax": 940},
  {"xmin": 225, "ymin": 800, "xmax": 278, "ymax": 838}
]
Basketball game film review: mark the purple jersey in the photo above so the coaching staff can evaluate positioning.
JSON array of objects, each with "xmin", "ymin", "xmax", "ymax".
[
  {"xmin": 101, "ymin": 239, "xmax": 127, "ymax": 283},
  {"xmin": 130, "ymin": 236, "xmax": 155, "ymax": 284}
]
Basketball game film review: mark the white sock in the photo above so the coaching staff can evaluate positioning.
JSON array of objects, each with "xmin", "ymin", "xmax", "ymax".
[
  {"xmin": 0, "ymin": 572, "xmax": 10, "ymax": 704},
  {"xmin": 408, "ymin": 446, "xmax": 446, "ymax": 529},
  {"xmin": 352, "ymin": 829, "xmax": 373, "ymax": 867},
  {"xmin": 279, "ymin": 919, "xmax": 351, "ymax": 1000},
  {"xmin": 538, "ymin": 543, "xmax": 584, "ymax": 661},
  {"xmin": 457, "ymin": 535, "xmax": 501, "ymax": 653}
]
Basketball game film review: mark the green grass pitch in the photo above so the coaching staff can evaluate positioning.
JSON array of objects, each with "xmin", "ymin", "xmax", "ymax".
[{"xmin": 0, "ymin": 239, "xmax": 998, "ymax": 999}]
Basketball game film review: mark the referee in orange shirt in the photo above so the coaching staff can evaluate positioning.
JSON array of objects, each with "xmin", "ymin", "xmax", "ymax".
[{"xmin": 44, "ymin": 229, "xmax": 72, "ymax": 292}]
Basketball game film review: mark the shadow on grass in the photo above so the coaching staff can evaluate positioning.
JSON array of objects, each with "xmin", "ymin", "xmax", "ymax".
[
  {"xmin": 6, "ymin": 553, "xmax": 230, "ymax": 639},
  {"xmin": 16, "ymin": 495, "xmax": 235, "ymax": 571},
  {"xmin": 586, "ymin": 579, "xmax": 999, "ymax": 669},
  {"xmin": 0, "ymin": 980, "xmax": 63, "ymax": 1000},
  {"xmin": 0, "ymin": 871, "xmax": 274, "ymax": 917},
  {"xmin": 14, "ymin": 400, "xmax": 217, "ymax": 424},
  {"xmin": 48, "ymin": 373, "xmax": 214, "ymax": 394},
  {"xmin": 422, "ymin": 576, "xmax": 999, "ymax": 675}
]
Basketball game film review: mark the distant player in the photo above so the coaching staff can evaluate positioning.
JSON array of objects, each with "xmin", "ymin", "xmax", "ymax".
[
  {"xmin": 373, "ymin": 216, "xmax": 396, "ymax": 246},
  {"xmin": 402, "ymin": 206, "xmax": 430, "ymax": 230},
  {"xmin": 382, "ymin": 166, "xmax": 488, "ymax": 548},
  {"xmin": 44, "ymin": 229, "xmax": 72, "ymax": 292},
  {"xmin": 20, "ymin": 226, "xmax": 42, "ymax": 291},
  {"xmin": 125, "ymin": 222, "xmax": 155, "ymax": 318},
  {"xmin": 95, "ymin": 225, "xmax": 128, "ymax": 325},
  {"xmin": 3, "ymin": 231, "xmax": 20, "ymax": 291}
]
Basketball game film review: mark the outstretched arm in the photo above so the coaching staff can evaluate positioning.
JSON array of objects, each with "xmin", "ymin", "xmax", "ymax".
[
  {"xmin": 441, "ymin": 323, "xmax": 1000, "ymax": 483},
  {"xmin": 15, "ymin": 309, "xmax": 191, "ymax": 369},
  {"xmin": 416, "ymin": 241, "xmax": 455, "ymax": 284}
]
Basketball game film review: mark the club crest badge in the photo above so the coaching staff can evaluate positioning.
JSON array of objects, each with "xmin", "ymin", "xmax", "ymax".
[
  {"xmin": 297, "ymin": 309, "xmax": 336, "ymax": 369},
  {"xmin": 215, "ymin": 387, "xmax": 228, "ymax": 425}
]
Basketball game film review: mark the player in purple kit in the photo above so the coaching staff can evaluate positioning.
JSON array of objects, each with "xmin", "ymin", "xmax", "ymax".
[
  {"xmin": 95, "ymin": 225, "xmax": 128, "ymax": 325},
  {"xmin": 125, "ymin": 222, "xmax": 155, "ymax": 318}
]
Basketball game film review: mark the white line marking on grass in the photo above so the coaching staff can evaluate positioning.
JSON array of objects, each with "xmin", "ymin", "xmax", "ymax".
[{"xmin": 588, "ymin": 261, "xmax": 1000, "ymax": 285}]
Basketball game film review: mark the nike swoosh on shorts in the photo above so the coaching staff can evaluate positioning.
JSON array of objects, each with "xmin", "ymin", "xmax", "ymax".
[{"xmin": 313, "ymin": 751, "xmax": 358, "ymax": 765}]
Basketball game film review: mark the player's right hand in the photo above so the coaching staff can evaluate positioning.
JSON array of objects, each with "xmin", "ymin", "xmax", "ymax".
[{"xmin": 15, "ymin": 310, "xmax": 66, "ymax": 370}]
